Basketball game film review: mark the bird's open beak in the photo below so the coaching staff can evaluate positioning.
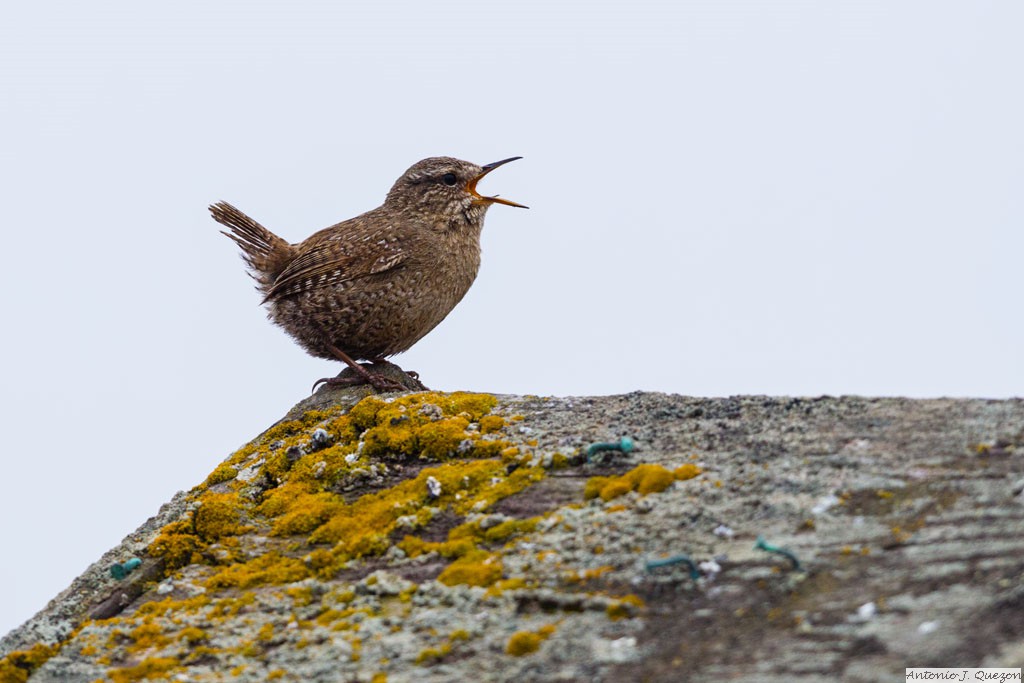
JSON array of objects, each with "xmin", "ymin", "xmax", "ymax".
[{"xmin": 467, "ymin": 156, "xmax": 529, "ymax": 209}]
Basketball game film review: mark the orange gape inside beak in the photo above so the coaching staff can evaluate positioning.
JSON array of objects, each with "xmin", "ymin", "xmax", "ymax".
[{"xmin": 466, "ymin": 156, "xmax": 528, "ymax": 209}]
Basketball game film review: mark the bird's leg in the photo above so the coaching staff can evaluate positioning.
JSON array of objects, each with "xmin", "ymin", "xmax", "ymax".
[{"xmin": 312, "ymin": 344, "xmax": 407, "ymax": 393}]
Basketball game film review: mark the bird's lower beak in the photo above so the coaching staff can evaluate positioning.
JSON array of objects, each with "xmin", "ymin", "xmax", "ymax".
[{"xmin": 467, "ymin": 156, "xmax": 529, "ymax": 209}]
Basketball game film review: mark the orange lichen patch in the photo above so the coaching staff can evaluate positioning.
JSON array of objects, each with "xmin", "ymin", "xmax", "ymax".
[
  {"xmin": 148, "ymin": 492, "xmax": 250, "ymax": 570},
  {"xmin": 349, "ymin": 392, "xmax": 502, "ymax": 459},
  {"xmin": 143, "ymin": 392, "xmax": 552, "ymax": 598},
  {"xmin": 267, "ymin": 490, "xmax": 346, "ymax": 537},
  {"xmin": 194, "ymin": 492, "xmax": 251, "ymax": 540},
  {"xmin": 0, "ymin": 642, "xmax": 58, "ymax": 683},
  {"xmin": 107, "ymin": 656, "xmax": 179, "ymax": 683},
  {"xmin": 206, "ymin": 552, "xmax": 310, "ymax": 590},
  {"xmin": 398, "ymin": 535, "xmax": 475, "ymax": 559},
  {"xmin": 177, "ymin": 627, "xmax": 208, "ymax": 646},
  {"xmin": 204, "ymin": 462, "xmax": 239, "ymax": 487},
  {"xmin": 401, "ymin": 515, "xmax": 540, "ymax": 561},
  {"xmin": 505, "ymin": 631, "xmax": 542, "ymax": 656},
  {"xmin": 136, "ymin": 595, "xmax": 212, "ymax": 618},
  {"xmin": 585, "ymin": 463, "xmax": 703, "ymax": 502},
  {"xmin": 482, "ymin": 518, "xmax": 539, "ymax": 544},
  {"xmin": 311, "ymin": 460, "xmax": 500, "ymax": 544},
  {"xmin": 185, "ymin": 646, "xmax": 225, "ymax": 666},
  {"xmin": 505, "ymin": 624, "xmax": 557, "ymax": 656},
  {"xmin": 484, "ymin": 577, "xmax": 530, "ymax": 597},
  {"xmin": 673, "ymin": 463, "xmax": 703, "ymax": 481},
  {"xmin": 207, "ymin": 593, "xmax": 257, "ymax": 619},
  {"xmin": 437, "ymin": 550, "xmax": 504, "ymax": 587},
  {"xmin": 264, "ymin": 409, "xmax": 341, "ymax": 443},
  {"xmin": 362, "ymin": 412, "xmax": 501, "ymax": 460},
  {"xmin": 307, "ymin": 460, "xmax": 544, "ymax": 572},
  {"xmin": 563, "ymin": 565, "xmax": 614, "ymax": 584},
  {"xmin": 147, "ymin": 519, "xmax": 206, "ymax": 570},
  {"xmin": 282, "ymin": 586, "xmax": 312, "ymax": 608},
  {"xmin": 147, "ymin": 391, "xmax": 526, "ymax": 583},
  {"xmin": 415, "ymin": 643, "xmax": 452, "ymax": 665},
  {"xmin": 583, "ymin": 476, "xmax": 611, "ymax": 501},
  {"xmin": 125, "ymin": 621, "xmax": 171, "ymax": 653},
  {"xmin": 479, "ymin": 415, "xmax": 505, "ymax": 434},
  {"xmin": 631, "ymin": 464, "xmax": 677, "ymax": 495},
  {"xmin": 599, "ymin": 479, "xmax": 634, "ymax": 501},
  {"xmin": 606, "ymin": 594, "xmax": 645, "ymax": 620}
]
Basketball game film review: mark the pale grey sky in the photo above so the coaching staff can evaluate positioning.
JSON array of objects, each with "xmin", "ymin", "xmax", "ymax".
[{"xmin": 1, "ymin": 1, "xmax": 1020, "ymax": 637}]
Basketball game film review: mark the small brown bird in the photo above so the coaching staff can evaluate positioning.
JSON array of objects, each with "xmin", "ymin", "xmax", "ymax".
[{"xmin": 211, "ymin": 156, "xmax": 526, "ymax": 392}]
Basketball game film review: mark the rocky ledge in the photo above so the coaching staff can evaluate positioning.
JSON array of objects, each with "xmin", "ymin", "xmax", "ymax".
[{"xmin": 2, "ymin": 382, "xmax": 1022, "ymax": 682}]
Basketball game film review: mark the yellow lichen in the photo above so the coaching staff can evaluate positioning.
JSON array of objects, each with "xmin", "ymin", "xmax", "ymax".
[
  {"xmin": 585, "ymin": 463, "xmax": 702, "ymax": 502},
  {"xmin": 506, "ymin": 631, "xmax": 542, "ymax": 656},
  {"xmin": 204, "ymin": 463, "xmax": 238, "ymax": 487},
  {"xmin": 128, "ymin": 388, "xmax": 561, "ymax": 653},
  {"xmin": 147, "ymin": 519, "xmax": 205, "ymax": 570},
  {"xmin": 629, "ymin": 464, "xmax": 676, "ymax": 495},
  {"xmin": 483, "ymin": 518, "xmax": 538, "ymax": 543},
  {"xmin": 606, "ymin": 594, "xmax": 645, "ymax": 620},
  {"xmin": 505, "ymin": 624, "xmax": 556, "ymax": 656},
  {"xmin": 478, "ymin": 415, "xmax": 505, "ymax": 434},
  {"xmin": 256, "ymin": 623, "xmax": 275, "ymax": 642},
  {"xmin": 673, "ymin": 463, "xmax": 702, "ymax": 481},
  {"xmin": 125, "ymin": 621, "xmax": 170, "ymax": 652},
  {"xmin": 437, "ymin": 551, "xmax": 503, "ymax": 587},
  {"xmin": 136, "ymin": 595, "xmax": 211, "ymax": 618},
  {"xmin": 178, "ymin": 627, "xmax": 208, "ymax": 645},
  {"xmin": 194, "ymin": 492, "xmax": 250, "ymax": 541},
  {"xmin": 415, "ymin": 643, "xmax": 452, "ymax": 664},
  {"xmin": 0, "ymin": 643, "xmax": 58, "ymax": 683},
  {"xmin": 599, "ymin": 479, "xmax": 634, "ymax": 501},
  {"xmin": 269, "ymin": 491, "xmax": 345, "ymax": 537},
  {"xmin": 583, "ymin": 476, "xmax": 611, "ymax": 500},
  {"xmin": 485, "ymin": 577, "xmax": 529, "ymax": 597},
  {"xmin": 206, "ymin": 553, "xmax": 309, "ymax": 590},
  {"xmin": 564, "ymin": 565, "xmax": 613, "ymax": 584},
  {"xmin": 107, "ymin": 657, "xmax": 179, "ymax": 683}
]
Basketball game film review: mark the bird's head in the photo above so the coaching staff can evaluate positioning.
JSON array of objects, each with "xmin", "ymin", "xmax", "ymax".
[{"xmin": 385, "ymin": 156, "xmax": 527, "ymax": 227}]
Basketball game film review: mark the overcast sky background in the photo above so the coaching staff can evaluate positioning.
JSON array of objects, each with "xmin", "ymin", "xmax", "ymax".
[{"xmin": 1, "ymin": 1, "xmax": 1020, "ymax": 638}]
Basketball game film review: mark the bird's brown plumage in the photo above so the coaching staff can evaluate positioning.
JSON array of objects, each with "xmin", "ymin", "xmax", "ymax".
[{"xmin": 211, "ymin": 156, "xmax": 525, "ymax": 387}]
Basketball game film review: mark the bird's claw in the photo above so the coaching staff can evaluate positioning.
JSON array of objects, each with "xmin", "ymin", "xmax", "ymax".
[{"xmin": 311, "ymin": 372, "xmax": 409, "ymax": 394}]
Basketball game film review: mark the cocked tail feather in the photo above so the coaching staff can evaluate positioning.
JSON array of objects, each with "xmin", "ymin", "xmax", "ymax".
[{"xmin": 210, "ymin": 201, "xmax": 294, "ymax": 295}]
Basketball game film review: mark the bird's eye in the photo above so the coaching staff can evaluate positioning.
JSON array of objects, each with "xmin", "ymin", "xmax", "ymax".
[{"xmin": 441, "ymin": 173, "xmax": 458, "ymax": 186}]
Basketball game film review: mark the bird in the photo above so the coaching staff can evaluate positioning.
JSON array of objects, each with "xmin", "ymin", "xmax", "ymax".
[{"xmin": 210, "ymin": 156, "xmax": 527, "ymax": 392}]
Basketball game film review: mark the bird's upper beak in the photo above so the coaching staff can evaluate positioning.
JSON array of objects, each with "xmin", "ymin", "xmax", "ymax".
[{"xmin": 467, "ymin": 157, "xmax": 528, "ymax": 209}]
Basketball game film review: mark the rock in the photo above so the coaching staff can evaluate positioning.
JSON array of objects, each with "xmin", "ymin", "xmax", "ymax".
[{"xmin": 3, "ymin": 393, "xmax": 1023, "ymax": 683}]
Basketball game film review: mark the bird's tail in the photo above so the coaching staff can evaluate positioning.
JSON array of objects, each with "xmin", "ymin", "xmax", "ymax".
[{"xmin": 210, "ymin": 201, "xmax": 294, "ymax": 295}]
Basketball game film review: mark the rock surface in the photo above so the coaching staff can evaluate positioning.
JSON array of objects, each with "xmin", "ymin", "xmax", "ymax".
[{"xmin": 2, "ymin": 389, "xmax": 1022, "ymax": 683}]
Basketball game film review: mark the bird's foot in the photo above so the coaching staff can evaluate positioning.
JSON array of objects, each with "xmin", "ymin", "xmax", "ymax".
[
  {"xmin": 369, "ymin": 360, "xmax": 427, "ymax": 388},
  {"xmin": 311, "ymin": 371, "xmax": 407, "ymax": 394},
  {"xmin": 312, "ymin": 353, "xmax": 428, "ymax": 394}
]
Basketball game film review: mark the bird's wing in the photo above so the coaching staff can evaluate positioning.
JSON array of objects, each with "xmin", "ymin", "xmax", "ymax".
[{"xmin": 263, "ymin": 226, "xmax": 406, "ymax": 303}]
